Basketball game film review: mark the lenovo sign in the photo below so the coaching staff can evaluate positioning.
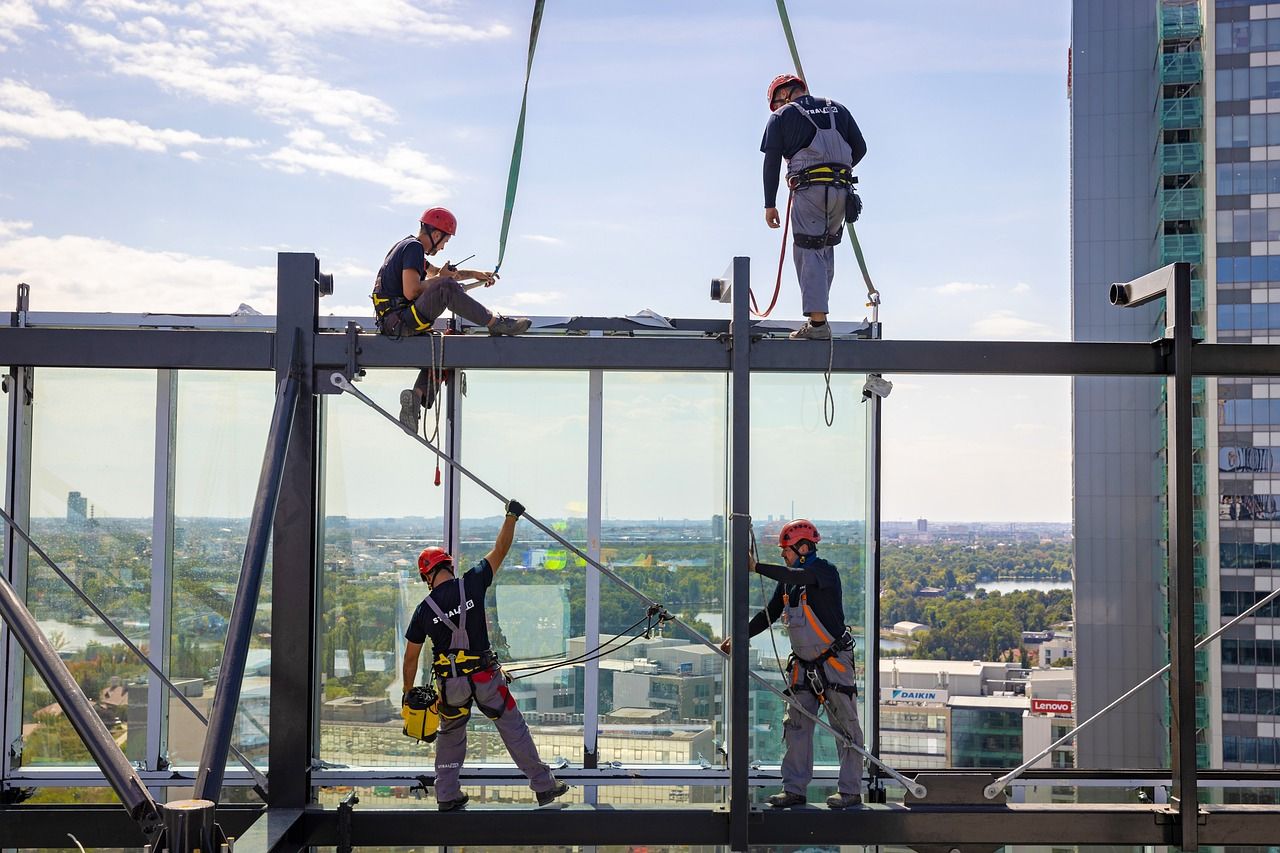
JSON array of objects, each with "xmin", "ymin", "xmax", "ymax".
[{"xmin": 1031, "ymin": 698, "xmax": 1073, "ymax": 715}]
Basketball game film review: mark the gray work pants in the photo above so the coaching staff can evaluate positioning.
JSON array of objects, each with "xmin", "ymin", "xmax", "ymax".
[
  {"xmin": 382, "ymin": 277, "xmax": 492, "ymax": 401},
  {"xmin": 433, "ymin": 668, "xmax": 555, "ymax": 803},
  {"xmin": 789, "ymin": 184, "xmax": 846, "ymax": 315},
  {"xmin": 780, "ymin": 659, "xmax": 864, "ymax": 796}
]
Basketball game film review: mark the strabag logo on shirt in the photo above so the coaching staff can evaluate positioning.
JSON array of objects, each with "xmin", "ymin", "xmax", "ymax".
[{"xmin": 430, "ymin": 598, "xmax": 476, "ymax": 626}]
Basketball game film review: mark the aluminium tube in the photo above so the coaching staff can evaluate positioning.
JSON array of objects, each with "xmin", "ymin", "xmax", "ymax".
[
  {"xmin": 195, "ymin": 370, "xmax": 300, "ymax": 800},
  {"xmin": 0, "ymin": 572, "xmax": 159, "ymax": 830}
]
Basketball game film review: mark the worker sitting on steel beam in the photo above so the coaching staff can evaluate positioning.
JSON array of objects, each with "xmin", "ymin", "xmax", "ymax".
[
  {"xmin": 762, "ymin": 75, "xmax": 867, "ymax": 340},
  {"xmin": 401, "ymin": 498, "xmax": 570, "ymax": 812},
  {"xmin": 371, "ymin": 206, "xmax": 531, "ymax": 432},
  {"xmin": 721, "ymin": 519, "xmax": 865, "ymax": 809}
]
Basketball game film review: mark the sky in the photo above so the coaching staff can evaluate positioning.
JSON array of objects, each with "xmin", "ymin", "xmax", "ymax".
[{"xmin": 1, "ymin": 1, "xmax": 1073, "ymax": 522}]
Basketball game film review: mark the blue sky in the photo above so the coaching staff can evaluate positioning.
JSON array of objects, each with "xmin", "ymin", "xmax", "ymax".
[{"xmin": 1, "ymin": 1, "xmax": 1074, "ymax": 521}]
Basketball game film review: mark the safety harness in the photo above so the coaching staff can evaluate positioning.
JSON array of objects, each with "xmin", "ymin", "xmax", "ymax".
[
  {"xmin": 422, "ymin": 577, "xmax": 511, "ymax": 721},
  {"xmin": 787, "ymin": 630, "xmax": 858, "ymax": 702}
]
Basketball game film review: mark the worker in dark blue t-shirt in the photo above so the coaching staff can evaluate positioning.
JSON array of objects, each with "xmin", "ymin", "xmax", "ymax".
[
  {"xmin": 371, "ymin": 207, "xmax": 532, "ymax": 433},
  {"xmin": 760, "ymin": 75, "xmax": 867, "ymax": 340},
  {"xmin": 721, "ymin": 519, "xmax": 864, "ymax": 809},
  {"xmin": 401, "ymin": 498, "xmax": 569, "ymax": 812}
]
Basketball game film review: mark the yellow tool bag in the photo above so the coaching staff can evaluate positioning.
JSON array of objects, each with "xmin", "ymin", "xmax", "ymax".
[{"xmin": 402, "ymin": 685, "xmax": 441, "ymax": 743}]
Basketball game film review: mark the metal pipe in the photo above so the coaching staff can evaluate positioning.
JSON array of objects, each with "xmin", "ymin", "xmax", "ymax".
[
  {"xmin": 158, "ymin": 798, "xmax": 221, "ymax": 853},
  {"xmin": 195, "ymin": 366, "xmax": 301, "ymax": 800},
  {"xmin": 0, "ymin": 569, "xmax": 160, "ymax": 832}
]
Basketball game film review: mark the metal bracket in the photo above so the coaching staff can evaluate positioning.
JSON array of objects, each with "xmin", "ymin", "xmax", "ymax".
[
  {"xmin": 0, "ymin": 784, "xmax": 34, "ymax": 804},
  {"xmin": 903, "ymin": 774, "xmax": 1004, "ymax": 853},
  {"xmin": 1156, "ymin": 803, "xmax": 1209, "ymax": 826},
  {"xmin": 344, "ymin": 321, "xmax": 364, "ymax": 383},
  {"xmin": 337, "ymin": 791, "xmax": 359, "ymax": 853}
]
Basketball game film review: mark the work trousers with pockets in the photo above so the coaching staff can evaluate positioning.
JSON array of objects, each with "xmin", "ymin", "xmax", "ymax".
[
  {"xmin": 383, "ymin": 277, "xmax": 493, "ymax": 402},
  {"xmin": 780, "ymin": 651, "xmax": 865, "ymax": 797},
  {"xmin": 789, "ymin": 183, "xmax": 846, "ymax": 315},
  {"xmin": 433, "ymin": 668, "xmax": 555, "ymax": 804}
]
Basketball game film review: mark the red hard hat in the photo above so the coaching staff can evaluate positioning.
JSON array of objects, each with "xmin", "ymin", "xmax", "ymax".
[
  {"xmin": 779, "ymin": 519, "xmax": 821, "ymax": 548},
  {"xmin": 418, "ymin": 546, "xmax": 453, "ymax": 579},
  {"xmin": 768, "ymin": 74, "xmax": 805, "ymax": 108},
  {"xmin": 419, "ymin": 207, "xmax": 457, "ymax": 235}
]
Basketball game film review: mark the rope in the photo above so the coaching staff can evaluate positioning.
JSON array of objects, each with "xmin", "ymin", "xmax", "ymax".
[
  {"xmin": 774, "ymin": 0, "xmax": 807, "ymax": 82},
  {"xmin": 823, "ymin": 332, "xmax": 835, "ymax": 427},
  {"xmin": 329, "ymin": 373, "xmax": 924, "ymax": 796},
  {"xmin": 0, "ymin": 506, "xmax": 269, "ymax": 792},
  {"xmin": 750, "ymin": 191, "xmax": 792, "ymax": 319},
  {"xmin": 505, "ymin": 612, "xmax": 651, "ymax": 680},
  {"xmin": 493, "ymin": 0, "xmax": 546, "ymax": 274}
]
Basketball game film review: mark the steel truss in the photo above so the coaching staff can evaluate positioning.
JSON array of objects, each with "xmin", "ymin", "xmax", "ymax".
[{"xmin": 1, "ymin": 255, "xmax": 1276, "ymax": 850}]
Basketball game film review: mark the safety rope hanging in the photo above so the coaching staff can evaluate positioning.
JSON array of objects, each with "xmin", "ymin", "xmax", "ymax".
[
  {"xmin": 492, "ymin": 0, "xmax": 546, "ymax": 275},
  {"xmin": 329, "ymin": 372, "xmax": 924, "ymax": 797}
]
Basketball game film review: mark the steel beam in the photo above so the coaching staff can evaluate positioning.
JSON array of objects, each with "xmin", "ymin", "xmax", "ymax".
[
  {"xmin": 1, "ymin": 804, "xmax": 263, "ymax": 848},
  {"xmin": 727, "ymin": 257, "xmax": 751, "ymax": 851},
  {"xmin": 0, "ymin": 327, "xmax": 273, "ymax": 370},
  {"xmin": 268, "ymin": 254, "xmax": 320, "ymax": 810},
  {"xmin": 146, "ymin": 370, "xmax": 176, "ymax": 776},
  {"xmin": 1, "ymin": 312, "xmax": 32, "ymax": 787},
  {"xmin": 583, "ymin": 367, "xmax": 603, "ymax": 775}
]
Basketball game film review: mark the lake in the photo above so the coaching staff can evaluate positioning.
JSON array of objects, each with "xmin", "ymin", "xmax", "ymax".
[{"xmin": 974, "ymin": 580, "xmax": 1071, "ymax": 595}]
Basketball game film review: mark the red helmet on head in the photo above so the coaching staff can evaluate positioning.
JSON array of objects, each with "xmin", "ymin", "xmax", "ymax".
[
  {"xmin": 419, "ymin": 207, "xmax": 457, "ymax": 236},
  {"xmin": 418, "ymin": 546, "xmax": 453, "ymax": 580},
  {"xmin": 767, "ymin": 74, "xmax": 806, "ymax": 108},
  {"xmin": 779, "ymin": 519, "xmax": 821, "ymax": 549}
]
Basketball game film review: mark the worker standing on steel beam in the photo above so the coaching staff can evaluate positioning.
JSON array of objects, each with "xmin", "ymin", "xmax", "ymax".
[
  {"xmin": 371, "ymin": 207, "xmax": 532, "ymax": 432},
  {"xmin": 401, "ymin": 498, "xmax": 570, "ymax": 811},
  {"xmin": 721, "ymin": 519, "xmax": 864, "ymax": 808},
  {"xmin": 762, "ymin": 76, "xmax": 867, "ymax": 340}
]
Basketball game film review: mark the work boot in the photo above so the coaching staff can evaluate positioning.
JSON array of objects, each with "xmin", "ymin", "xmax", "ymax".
[
  {"xmin": 766, "ymin": 791, "xmax": 807, "ymax": 808},
  {"xmin": 438, "ymin": 793, "xmax": 469, "ymax": 812},
  {"xmin": 488, "ymin": 315, "xmax": 532, "ymax": 336},
  {"xmin": 398, "ymin": 389, "xmax": 420, "ymax": 433},
  {"xmin": 826, "ymin": 791, "xmax": 862, "ymax": 809},
  {"xmin": 536, "ymin": 779, "xmax": 570, "ymax": 806},
  {"xmin": 789, "ymin": 321, "xmax": 831, "ymax": 340}
]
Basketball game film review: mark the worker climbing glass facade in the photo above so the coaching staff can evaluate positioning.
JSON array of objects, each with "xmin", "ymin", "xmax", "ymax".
[
  {"xmin": 400, "ymin": 501, "xmax": 570, "ymax": 811},
  {"xmin": 722, "ymin": 519, "xmax": 865, "ymax": 809},
  {"xmin": 760, "ymin": 76, "xmax": 868, "ymax": 340},
  {"xmin": 370, "ymin": 207, "xmax": 533, "ymax": 434}
]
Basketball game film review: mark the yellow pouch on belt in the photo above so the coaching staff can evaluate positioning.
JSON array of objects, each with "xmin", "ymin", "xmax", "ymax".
[{"xmin": 402, "ymin": 685, "xmax": 440, "ymax": 743}]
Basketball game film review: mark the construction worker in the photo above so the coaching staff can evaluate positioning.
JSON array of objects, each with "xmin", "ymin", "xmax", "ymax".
[
  {"xmin": 401, "ymin": 498, "xmax": 570, "ymax": 811},
  {"xmin": 720, "ymin": 519, "xmax": 864, "ymax": 809},
  {"xmin": 371, "ymin": 207, "xmax": 532, "ymax": 432},
  {"xmin": 761, "ymin": 75, "xmax": 867, "ymax": 340}
]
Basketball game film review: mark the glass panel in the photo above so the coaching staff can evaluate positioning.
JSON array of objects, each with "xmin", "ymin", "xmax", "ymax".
[
  {"xmin": 457, "ymin": 370, "xmax": 588, "ymax": 767},
  {"xmin": 319, "ymin": 370, "xmax": 445, "ymax": 767},
  {"xmin": 747, "ymin": 372, "xmax": 868, "ymax": 789},
  {"xmin": 599, "ymin": 372, "xmax": 727, "ymax": 768},
  {"xmin": 22, "ymin": 369, "xmax": 155, "ymax": 765},
  {"xmin": 167, "ymin": 371, "xmax": 277, "ymax": 767}
]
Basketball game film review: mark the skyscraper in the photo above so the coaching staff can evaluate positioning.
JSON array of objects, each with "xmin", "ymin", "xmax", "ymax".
[
  {"xmin": 66, "ymin": 490, "xmax": 87, "ymax": 524},
  {"xmin": 1073, "ymin": 0, "xmax": 1271, "ymax": 772}
]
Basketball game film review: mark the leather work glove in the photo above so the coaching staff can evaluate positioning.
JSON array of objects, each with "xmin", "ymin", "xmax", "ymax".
[{"xmin": 505, "ymin": 498, "xmax": 525, "ymax": 518}]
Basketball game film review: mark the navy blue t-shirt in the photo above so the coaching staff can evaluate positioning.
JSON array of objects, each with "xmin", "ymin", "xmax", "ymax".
[
  {"xmin": 747, "ymin": 555, "xmax": 845, "ymax": 641},
  {"xmin": 760, "ymin": 94, "xmax": 867, "ymax": 207},
  {"xmin": 375, "ymin": 235, "xmax": 427, "ymax": 300},
  {"xmin": 405, "ymin": 561, "xmax": 495, "ymax": 654}
]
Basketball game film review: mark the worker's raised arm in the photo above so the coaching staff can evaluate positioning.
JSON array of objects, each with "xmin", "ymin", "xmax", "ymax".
[{"xmin": 484, "ymin": 499, "xmax": 525, "ymax": 574}]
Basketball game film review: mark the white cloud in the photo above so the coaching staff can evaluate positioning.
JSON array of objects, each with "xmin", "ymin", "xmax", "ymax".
[
  {"xmin": 1011, "ymin": 282, "xmax": 1031, "ymax": 294},
  {"xmin": 178, "ymin": 150, "xmax": 201, "ymax": 161},
  {"xmin": 260, "ymin": 129, "xmax": 452, "ymax": 203},
  {"xmin": 0, "ymin": 79, "xmax": 255, "ymax": 153},
  {"xmin": 522, "ymin": 234, "xmax": 564, "ymax": 246},
  {"xmin": 969, "ymin": 310, "xmax": 1058, "ymax": 340},
  {"xmin": 0, "ymin": 0, "xmax": 40, "ymax": 46},
  {"xmin": 0, "ymin": 223, "xmax": 275, "ymax": 313},
  {"xmin": 0, "ymin": 133, "xmax": 24, "ymax": 147},
  {"xmin": 934, "ymin": 281, "xmax": 994, "ymax": 295},
  {"xmin": 506, "ymin": 290, "xmax": 566, "ymax": 307}
]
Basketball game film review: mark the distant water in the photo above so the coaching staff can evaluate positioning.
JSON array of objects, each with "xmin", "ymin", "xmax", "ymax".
[
  {"xmin": 975, "ymin": 580, "xmax": 1071, "ymax": 595},
  {"xmin": 37, "ymin": 618, "xmax": 147, "ymax": 653}
]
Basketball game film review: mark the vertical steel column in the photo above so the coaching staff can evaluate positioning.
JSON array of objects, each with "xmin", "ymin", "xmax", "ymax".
[
  {"xmin": 865, "ymin": 387, "xmax": 882, "ymax": 762},
  {"xmin": 2, "ymin": 284, "xmax": 33, "ymax": 786},
  {"xmin": 443, "ymin": 373, "xmax": 462, "ymax": 554},
  {"xmin": 1167, "ymin": 261, "xmax": 1198, "ymax": 851},
  {"xmin": 584, "ymin": 368, "xmax": 603, "ymax": 778},
  {"xmin": 728, "ymin": 257, "xmax": 751, "ymax": 852},
  {"xmin": 267, "ymin": 253, "xmax": 320, "ymax": 810},
  {"xmin": 147, "ymin": 370, "xmax": 177, "ymax": 776}
]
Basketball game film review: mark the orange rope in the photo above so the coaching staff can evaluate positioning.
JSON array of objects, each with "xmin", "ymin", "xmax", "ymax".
[{"xmin": 750, "ymin": 190, "xmax": 793, "ymax": 318}]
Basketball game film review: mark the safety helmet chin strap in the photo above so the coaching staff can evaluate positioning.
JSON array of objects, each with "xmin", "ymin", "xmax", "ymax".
[
  {"xmin": 426, "ymin": 563, "xmax": 454, "ymax": 589},
  {"xmin": 423, "ymin": 227, "xmax": 448, "ymax": 256}
]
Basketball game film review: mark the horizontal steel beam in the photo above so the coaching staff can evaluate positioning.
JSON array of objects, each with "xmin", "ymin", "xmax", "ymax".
[
  {"xmin": 286, "ymin": 803, "xmax": 1280, "ymax": 848},
  {"xmin": 0, "ymin": 327, "xmax": 274, "ymax": 370},
  {"xmin": 1, "ymin": 804, "xmax": 263, "ymax": 848},
  {"xmin": 234, "ymin": 806, "xmax": 304, "ymax": 853}
]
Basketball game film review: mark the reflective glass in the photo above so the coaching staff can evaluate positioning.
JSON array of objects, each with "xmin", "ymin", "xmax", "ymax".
[
  {"xmin": 456, "ymin": 369, "xmax": 588, "ymax": 767},
  {"xmin": 319, "ymin": 370, "xmax": 445, "ymax": 767},
  {"xmin": 747, "ymin": 372, "xmax": 868, "ymax": 780},
  {"xmin": 599, "ymin": 372, "xmax": 726, "ymax": 768},
  {"xmin": 22, "ymin": 369, "xmax": 155, "ymax": 765},
  {"xmin": 167, "ymin": 371, "xmax": 276, "ymax": 767}
]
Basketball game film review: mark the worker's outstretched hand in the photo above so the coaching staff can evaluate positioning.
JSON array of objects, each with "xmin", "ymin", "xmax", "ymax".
[
  {"xmin": 764, "ymin": 208, "xmax": 781, "ymax": 229},
  {"xmin": 747, "ymin": 548, "xmax": 757, "ymax": 573},
  {"xmin": 719, "ymin": 637, "xmax": 732, "ymax": 654}
]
